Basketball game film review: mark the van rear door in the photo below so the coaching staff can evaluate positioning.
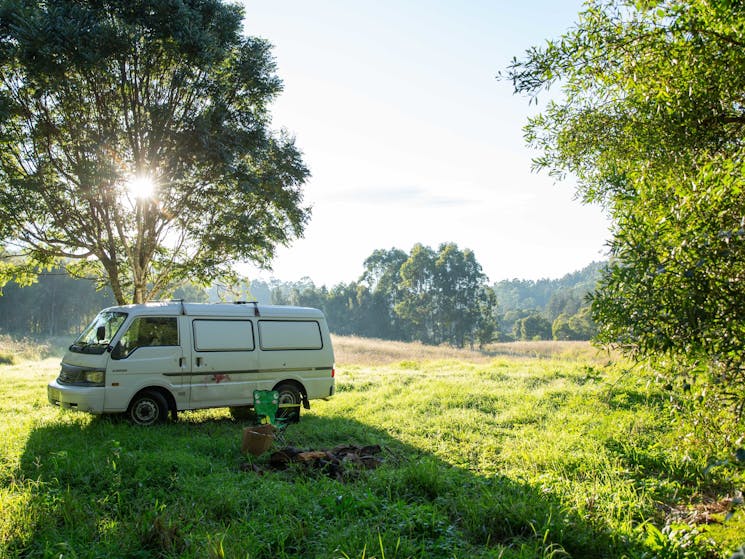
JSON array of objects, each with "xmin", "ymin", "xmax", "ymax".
[{"xmin": 189, "ymin": 318, "xmax": 259, "ymax": 408}]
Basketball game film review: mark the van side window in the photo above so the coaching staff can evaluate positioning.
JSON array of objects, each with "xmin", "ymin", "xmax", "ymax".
[
  {"xmin": 259, "ymin": 320, "xmax": 323, "ymax": 350},
  {"xmin": 193, "ymin": 320, "xmax": 255, "ymax": 351},
  {"xmin": 113, "ymin": 317, "xmax": 178, "ymax": 359}
]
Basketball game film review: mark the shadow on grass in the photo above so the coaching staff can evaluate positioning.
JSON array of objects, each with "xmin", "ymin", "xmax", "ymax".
[
  {"xmin": 603, "ymin": 388, "xmax": 669, "ymax": 412},
  {"xmin": 9, "ymin": 411, "xmax": 653, "ymax": 559}
]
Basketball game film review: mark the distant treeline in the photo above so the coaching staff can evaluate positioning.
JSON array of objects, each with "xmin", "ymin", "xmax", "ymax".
[
  {"xmin": 249, "ymin": 249, "xmax": 602, "ymax": 345},
  {"xmin": 264, "ymin": 244, "xmax": 498, "ymax": 348},
  {"xmin": 0, "ymin": 247, "xmax": 602, "ymax": 345},
  {"xmin": 0, "ymin": 270, "xmax": 116, "ymax": 337},
  {"xmin": 0, "ymin": 271, "xmax": 204, "ymax": 339}
]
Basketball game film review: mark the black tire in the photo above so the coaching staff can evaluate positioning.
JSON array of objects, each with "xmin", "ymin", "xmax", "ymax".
[
  {"xmin": 127, "ymin": 390, "xmax": 168, "ymax": 426},
  {"xmin": 275, "ymin": 383, "xmax": 302, "ymax": 423}
]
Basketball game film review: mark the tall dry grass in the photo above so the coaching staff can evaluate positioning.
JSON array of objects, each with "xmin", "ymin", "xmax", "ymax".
[
  {"xmin": 332, "ymin": 335, "xmax": 616, "ymax": 365},
  {"xmin": 0, "ymin": 334, "xmax": 67, "ymax": 364}
]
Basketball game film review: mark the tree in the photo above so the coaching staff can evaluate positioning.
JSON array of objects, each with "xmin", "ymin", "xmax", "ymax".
[
  {"xmin": 500, "ymin": 308, "xmax": 531, "ymax": 341},
  {"xmin": 172, "ymin": 282, "xmax": 208, "ymax": 303},
  {"xmin": 322, "ymin": 282, "xmax": 361, "ymax": 336},
  {"xmin": 0, "ymin": 266, "xmax": 115, "ymax": 335},
  {"xmin": 514, "ymin": 314, "xmax": 552, "ymax": 341},
  {"xmin": 508, "ymin": 0, "xmax": 745, "ymax": 412},
  {"xmin": 551, "ymin": 313, "xmax": 574, "ymax": 341},
  {"xmin": 395, "ymin": 243, "xmax": 496, "ymax": 347},
  {"xmin": 396, "ymin": 244, "xmax": 437, "ymax": 343},
  {"xmin": 432, "ymin": 243, "xmax": 496, "ymax": 347},
  {"xmin": 0, "ymin": 0, "xmax": 309, "ymax": 305},
  {"xmin": 552, "ymin": 306, "xmax": 595, "ymax": 341},
  {"xmin": 567, "ymin": 306, "xmax": 595, "ymax": 340},
  {"xmin": 359, "ymin": 248, "xmax": 409, "ymax": 339},
  {"xmin": 473, "ymin": 286, "xmax": 498, "ymax": 348},
  {"xmin": 546, "ymin": 291, "xmax": 581, "ymax": 322}
]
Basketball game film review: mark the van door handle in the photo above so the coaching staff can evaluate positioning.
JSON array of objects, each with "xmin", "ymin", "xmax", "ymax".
[
  {"xmin": 179, "ymin": 357, "xmax": 185, "ymax": 367},
  {"xmin": 196, "ymin": 357, "xmax": 202, "ymax": 367}
]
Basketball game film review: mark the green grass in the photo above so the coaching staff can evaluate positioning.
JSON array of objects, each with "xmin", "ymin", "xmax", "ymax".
[{"xmin": 1, "ymin": 340, "xmax": 743, "ymax": 558}]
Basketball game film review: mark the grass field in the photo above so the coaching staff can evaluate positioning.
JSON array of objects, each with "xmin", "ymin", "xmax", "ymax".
[{"xmin": 1, "ymin": 336, "xmax": 743, "ymax": 558}]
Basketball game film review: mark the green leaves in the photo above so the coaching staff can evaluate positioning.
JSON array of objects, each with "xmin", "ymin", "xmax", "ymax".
[
  {"xmin": 0, "ymin": 0, "xmax": 309, "ymax": 304},
  {"xmin": 508, "ymin": 0, "xmax": 745, "ymax": 413}
]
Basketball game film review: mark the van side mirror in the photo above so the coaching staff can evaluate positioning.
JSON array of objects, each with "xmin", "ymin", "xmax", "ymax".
[{"xmin": 96, "ymin": 325, "xmax": 106, "ymax": 341}]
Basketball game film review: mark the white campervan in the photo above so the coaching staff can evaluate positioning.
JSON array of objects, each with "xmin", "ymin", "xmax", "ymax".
[{"xmin": 48, "ymin": 302, "xmax": 335, "ymax": 425}]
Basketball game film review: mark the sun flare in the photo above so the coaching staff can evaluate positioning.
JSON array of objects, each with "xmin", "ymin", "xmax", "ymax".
[{"xmin": 126, "ymin": 175, "xmax": 156, "ymax": 199}]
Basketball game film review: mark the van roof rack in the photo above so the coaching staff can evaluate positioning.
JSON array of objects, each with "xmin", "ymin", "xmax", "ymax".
[
  {"xmin": 234, "ymin": 300, "xmax": 260, "ymax": 316},
  {"xmin": 144, "ymin": 298, "xmax": 187, "ymax": 315}
]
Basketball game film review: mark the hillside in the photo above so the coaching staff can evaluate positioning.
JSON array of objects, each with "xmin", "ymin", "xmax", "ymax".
[{"xmin": 493, "ymin": 261, "xmax": 604, "ymax": 313}]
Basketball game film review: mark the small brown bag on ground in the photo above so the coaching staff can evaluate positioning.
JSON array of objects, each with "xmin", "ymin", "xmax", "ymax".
[{"xmin": 241, "ymin": 424, "xmax": 276, "ymax": 457}]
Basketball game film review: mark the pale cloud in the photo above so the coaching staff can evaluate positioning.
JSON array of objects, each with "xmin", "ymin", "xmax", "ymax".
[{"xmin": 324, "ymin": 185, "xmax": 475, "ymax": 208}]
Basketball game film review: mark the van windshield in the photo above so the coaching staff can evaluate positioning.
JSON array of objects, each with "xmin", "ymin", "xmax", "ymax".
[{"xmin": 70, "ymin": 311, "xmax": 128, "ymax": 354}]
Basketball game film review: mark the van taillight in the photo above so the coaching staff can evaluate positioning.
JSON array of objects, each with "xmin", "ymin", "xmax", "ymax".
[{"xmin": 331, "ymin": 368, "xmax": 335, "ymax": 378}]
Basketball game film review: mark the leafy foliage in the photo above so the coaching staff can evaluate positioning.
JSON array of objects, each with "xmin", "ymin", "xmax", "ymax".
[
  {"xmin": 0, "ymin": 0, "xmax": 309, "ymax": 304},
  {"xmin": 507, "ymin": 0, "xmax": 745, "ymax": 412},
  {"xmin": 396, "ymin": 243, "xmax": 497, "ymax": 346},
  {"xmin": 0, "ymin": 269, "xmax": 114, "ymax": 336},
  {"xmin": 513, "ymin": 313, "xmax": 552, "ymax": 341}
]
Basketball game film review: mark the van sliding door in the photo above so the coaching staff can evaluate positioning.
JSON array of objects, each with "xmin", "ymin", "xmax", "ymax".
[{"xmin": 189, "ymin": 319, "xmax": 259, "ymax": 408}]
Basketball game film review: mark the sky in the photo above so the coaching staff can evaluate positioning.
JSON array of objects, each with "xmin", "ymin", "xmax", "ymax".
[{"xmin": 238, "ymin": 1, "xmax": 611, "ymax": 287}]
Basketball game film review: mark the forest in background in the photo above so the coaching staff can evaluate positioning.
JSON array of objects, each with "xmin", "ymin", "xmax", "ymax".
[
  {"xmin": 0, "ymin": 245, "xmax": 601, "ymax": 346},
  {"xmin": 248, "ymin": 254, "xmax": 600, "ymax": 345}
]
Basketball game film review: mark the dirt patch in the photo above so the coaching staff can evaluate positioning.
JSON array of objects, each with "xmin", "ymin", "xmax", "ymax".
[
  {"xmin": 660, "ymin": 495, "xmax": 742, "ymax": 525},
  {"xmin": 241, "ymin": 444, "xmax": 384, "ymax": 480}
]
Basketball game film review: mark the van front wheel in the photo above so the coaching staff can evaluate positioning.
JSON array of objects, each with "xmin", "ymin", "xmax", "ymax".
[
  {"xmin": 128, "ymin": 390, "xmax": 168, "ymax": 426},
  {"xmin": 275, "ymin": 383, "xmax": 301, "ymax": 423}
]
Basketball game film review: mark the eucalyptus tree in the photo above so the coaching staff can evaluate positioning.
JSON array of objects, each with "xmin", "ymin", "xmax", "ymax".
[
  {"xmin": 395, "ymin": 244, "xmax": 438, "ymax": 343},
  {"xmin": 360, "ymin": 248, "xmax": 409, "ymax": 339},
  {"xmin": 396, "ymin": 243, "xmax": 496, "ymax": 347},
  {"xmin": 433, "ymin": 243, "xmax": 495, "ymax": 347},
  {"xmin": 508, "ymin": 0, "xmax": 745, "ymax": 411},
  {"xmin": 0, "ymin": 0, "xmax": 309, "ymax": 304}
]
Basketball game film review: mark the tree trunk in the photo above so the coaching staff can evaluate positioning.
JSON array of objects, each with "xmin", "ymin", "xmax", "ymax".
[
  {"xmin": 100, "ymin": 257, "xmax": 128, "ymax": 305},
  {"xmin": 133, "ymin": 282, "xmax": 146, "ymax": 304}
]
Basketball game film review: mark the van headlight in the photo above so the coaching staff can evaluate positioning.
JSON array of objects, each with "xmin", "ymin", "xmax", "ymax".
[
  {"xmin": 58, "ymin": 363, "xmax": 105, "ymax": 386},
  {"xmin": 83, "ymin": 370, "xmax": 105, "ymax": 385}
]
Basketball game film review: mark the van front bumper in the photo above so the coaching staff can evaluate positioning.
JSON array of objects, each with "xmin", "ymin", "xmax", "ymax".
[{"xmin": 47, "ymin": 379, "xmax": 105, "ymax": 414}]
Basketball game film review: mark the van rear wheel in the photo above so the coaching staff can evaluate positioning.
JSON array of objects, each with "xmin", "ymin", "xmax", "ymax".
[
  {"xmin": 275, "ymin": 383, "xmax": 301, "ymax": 423},
  {"xmin": 128, "ymin": 390, "xmax": 168, "ymax": 426}
]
